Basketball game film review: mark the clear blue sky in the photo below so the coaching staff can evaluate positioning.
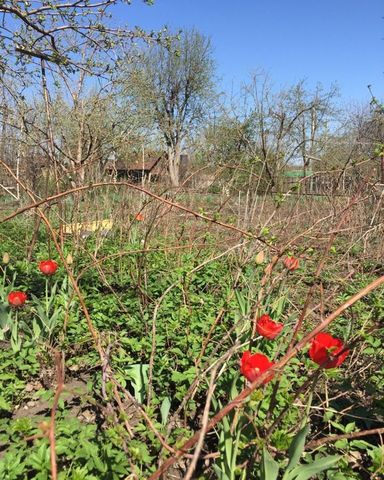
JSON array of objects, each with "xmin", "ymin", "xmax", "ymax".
[{"xmin": 114, "ymin": 0, "xmax": 383, "ymax": 104}]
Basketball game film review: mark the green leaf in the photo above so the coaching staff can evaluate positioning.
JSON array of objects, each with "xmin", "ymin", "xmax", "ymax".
[
  {"xmin": 160, "ymin": 397, "xmax": 171, "ymax": 425},
  {"xmin": 272, "ymin": 295, "xmax": 286, "ymax": 318},
  {"xmin": 229, "ymin": 376, "xmax": 239, "ymax": 400},
  {"xmin": 334, "ymin": 439, "xmax": 348, "ymax": 449},
  {"xmin": 235, "ymin": 290, "xmax": 249, "ymax": 316},
  {"xmin": 350, "ymin": 440, "xmax": 372, "ymax": 450},
  {"xmin": 212, "ymin": 463, "xmax": 231, "ymax": 480},
  {"xmin": 32, "ymin": 319, "xmax": 41, "ymax": 339},
  {"xmin": 329, "ymin": 420, "xmax": 346, "ymax": 432},
  {"xmin": 345, "ymin": 422, "xmax": 356, "ymax": 434},
  {"xmin": 11, "ymin": 334, "xmax": 21, "ymax": 353},
  {"xmin": 222, "ymin": 415, "xmax": 233, "ymax": 470},
  {"xmin": 11, "ymin": 319, "xmax": 18, "ymax": 340},
  {"xmin": 0, "ymin": 395, "xmax": 11, "ymax": 411},
  {"xmin": 260, "ymin": 447, "xmax": 279, "ymax": 480},
  {"xmin": 0, "ymin": 304, "xmax": 10, "ymax": 328},
  {"xmin": 231, "ymin": 427, "xmax": 242, "ymax": 476},
  {"xmin": 285, "ymin": 425, "xmax": 310, "ymax": 473},
  {"xmin": 125, "ymin": 364, "xmax": 149, "ymax": 403},
  {"xmin": 286, "ymin": 455, "xmax": 342, "ymax": 480}
]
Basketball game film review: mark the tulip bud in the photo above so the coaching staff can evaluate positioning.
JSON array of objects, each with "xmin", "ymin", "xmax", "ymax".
[
  {"xmin": 66, "ymin": 253, "xmax": 73, "ymax": 265},
  {"xmin": 255, "ymin": 251, "xmax": 265, "ymax": 265},
  {"xmin": 38, "ymin": 421, "xmax": 50, "ymax": 434},
  {"xmin": 264, "ymin": 263, "xmax": 273, "ymax": 276},
  {"xmin": 2, "ymin": 252, "xmax": 10, "ymax": 265}
]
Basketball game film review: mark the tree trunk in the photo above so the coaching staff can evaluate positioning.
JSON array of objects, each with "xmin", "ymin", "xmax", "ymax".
[
  {"xmin": 168, "ymin": 144, "xmax": 181, "ymax": 187},
  {"xmin": 78, "ymin": 163, "xmax": 86, "ymax": 185}
]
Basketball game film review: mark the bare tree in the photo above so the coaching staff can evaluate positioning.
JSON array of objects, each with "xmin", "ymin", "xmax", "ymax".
[
  {"xmin": 0, "ymin": 0, "xmax": 156, "ymax": 73},
  {"xmin": 124, "ymin": 29, "xmax": 215, "ymax": 186},
  {"xmin": 0, "ymin": 1, "xmax": 166, "ymax": 190},
  {"xmin": 242, "ymin": 74, "xmax": 338, "ymax": 191}
]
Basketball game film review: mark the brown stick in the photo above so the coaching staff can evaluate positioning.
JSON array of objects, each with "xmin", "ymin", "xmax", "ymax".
[
  {"xmin": 184, "ymin": 367, "xmax": 218, "ymax": 480},
  {"xmin": 306, "ymin": 427, "xmax": 384, "ymax": 449},
  {"xmin": 148, "ymin": 274, "xmax": 384, "ymax": 480},
  {"xmin": 49, "ymin": 351, "xmax": 65, "ymax": 480}
]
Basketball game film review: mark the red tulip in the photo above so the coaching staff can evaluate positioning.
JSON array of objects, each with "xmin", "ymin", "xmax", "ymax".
[
  {"xmin": 256, "ymin": 314, "xmax": 284, "ymax": 340},
  {"xmin": 135, "ymin": 213, "xmax": 144, "ymax": 221},
  {"xmin": 8, "ymin": 291, "xmax": 27, "ymax": 307},
  {"xmin": 284, "ymin": 256, "xmax": 299, "ymax": 271},
  {"xmin": 240, "ymin": 351, "xmax": 275, "ymax": 384},
  {"xmin": 309, "ymin": 332, "xmax": 349, "ymax": 369},
  {"xmin": 39, "ymin": 260, "xmax": 58, "ymax": 276}
]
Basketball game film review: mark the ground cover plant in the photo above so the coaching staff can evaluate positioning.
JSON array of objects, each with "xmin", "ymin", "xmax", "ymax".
[{"xmin": 0, "ymin": 186, "xmax": 382, "ymax": 480}]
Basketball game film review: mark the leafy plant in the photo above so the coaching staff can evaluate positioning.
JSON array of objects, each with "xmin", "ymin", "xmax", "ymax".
[{"xmin": 261, "ymin": 425, "xmax": 342, "ymax": 480}]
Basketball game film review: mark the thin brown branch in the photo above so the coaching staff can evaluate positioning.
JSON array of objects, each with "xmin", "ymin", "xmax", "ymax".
[
  {"xmin": 306, "ymin": 427, "xmax": 384, "ymax": 449},
  {"xmin": 48, "ymin": 350, "xmax": 65, "ymax": 480},
  {"xmin": 184, "ymin": 366, "xmax": 218, "ymax": 480}
]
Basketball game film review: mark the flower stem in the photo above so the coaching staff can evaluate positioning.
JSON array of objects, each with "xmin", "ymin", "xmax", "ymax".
[
  {"xmin": 46, "ymin": 277, "xmax": 49, "ymax": 319},
  {"xmin": 302, "ymin": 368, "xmax": 321, "ymax": 428}
]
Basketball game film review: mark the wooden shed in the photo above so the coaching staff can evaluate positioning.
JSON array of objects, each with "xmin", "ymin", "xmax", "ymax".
[{"xmin": 105, "ymin": 155, "xmax": 164, "ymax": 182}]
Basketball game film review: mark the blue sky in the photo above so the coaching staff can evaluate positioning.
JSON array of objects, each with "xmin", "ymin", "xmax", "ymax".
[{"xmin": 115, "ymin": 0, "xmax": 383, "ymax": 104}]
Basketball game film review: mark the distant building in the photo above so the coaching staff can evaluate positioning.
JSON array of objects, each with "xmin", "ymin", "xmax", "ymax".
[
  {"xmin": 105, "ymin": 153, "xmax": 190, "ymax": 184},
  {"xmin": 105, "ymin": 155, "xmax": 164, "ymax": 182}
]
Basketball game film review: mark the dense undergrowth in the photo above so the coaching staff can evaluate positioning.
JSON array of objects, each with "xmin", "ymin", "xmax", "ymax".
[{"xmin": 0, "ymin": 208, "xmax": 383, "ymax": 480}]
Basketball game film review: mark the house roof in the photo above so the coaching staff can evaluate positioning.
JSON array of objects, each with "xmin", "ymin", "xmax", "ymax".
[
  {"xmin": 128, "ymin": 157, "xmax": 162, "ymax": 171},
  {"xmin": 108, "ymin": 156, "xmax": 165, "ymax": 174}
]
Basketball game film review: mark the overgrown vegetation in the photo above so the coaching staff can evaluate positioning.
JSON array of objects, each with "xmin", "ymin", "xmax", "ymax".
[
  {"xmin": 0, "ymin": 192, "xmax": 382, "ymax": 479},
  {"xmin": 0, "ymin": 1, "xmax": 383, "ymax": 479}
]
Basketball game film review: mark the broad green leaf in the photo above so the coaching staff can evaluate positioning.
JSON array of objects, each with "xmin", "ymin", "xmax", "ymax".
[
  {"xmin": 260, "ymin": 447, "xmax": 279, "ymax": 480},
  {"xmin": 284, "ymin": 425, "xmax": 310, "ymax": 473},
  {"xmin": 286, "ymin": 455, "xmax": 342, "ymax": 480},
  {"xmin": 125, "ymin": 364, "xmax": 149, "ymax": 403},
  {"xmin": 334, "ymin": 439, "xmax": 348, "ymax": 449},
  {"xmin": 160, "ymin": 397, "xmax": 171, "ymax": 425},
  {"xmin": 0, "ymin": 304, "xmax": 9, "ymax": 328},
  {"xmin": 32, "ymin": 319, "xmax": 41, "ymax": 339},
  {"xmin": 235, "ymin": 290, "xmax": 248, "ymax": 316},
  {"xmin": 230, "ymin": 376, "xmax": 239, "ymax": 400},
  {"xmin": 11, "ymin": 334, "xmax": 21, "ymax": 353},
  {"xmin": 212, "ymin": 463, "xmax": 231, "ymax": 480},
  {"xmin": 345, "ymin": 422, "xmax": 356, "ymax": 434}
]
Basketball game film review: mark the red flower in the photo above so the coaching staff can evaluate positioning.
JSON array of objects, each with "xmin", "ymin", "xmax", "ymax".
[
  {"xmin": 284, "ymin": 256, "xmax": 299, "ymax": 271},
  {"xmin": 8, "ymin": 291, "xmax": 27, "ymax": 307},
  {"xmin": 135, "ymin": 213, "xmax": 144, "ymax": 221},
  {"xmin": 39, "ymin": 260, "xmax": 58, "ymax": 276},
  {"xmin": 309, "ymin": 332, "xmax": 349, "ymax": 369},
  {"xmin": 256, "ymin": 314, "xmax": 284, "ymax": 340},
  {"xmin": 240, "ymin": 351, "xmax": 275, "ymax": 384}
]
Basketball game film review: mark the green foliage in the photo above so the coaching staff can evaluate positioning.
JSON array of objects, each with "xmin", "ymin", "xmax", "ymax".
[
  {"xmin": 0, "ymin": 220, "xmax": 382, "ymax": 479},
  {"xmin": 260, "ymin": 426, "xmax": 341, "ymax": 480}
]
